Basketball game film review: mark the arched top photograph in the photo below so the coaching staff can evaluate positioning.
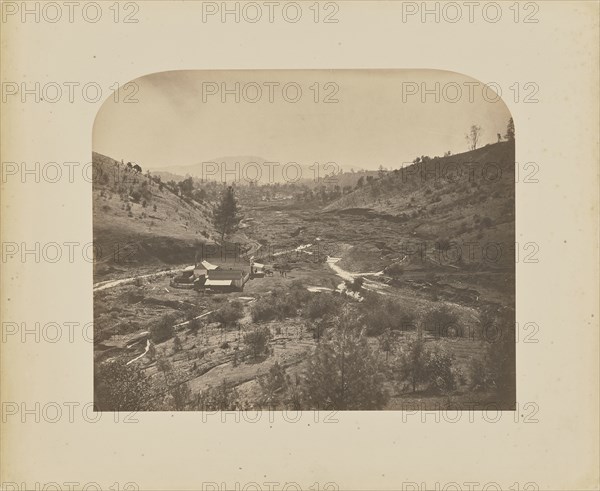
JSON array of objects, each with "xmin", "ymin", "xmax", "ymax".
[{"xmin": 92, "ymin": 69, "xmax": 515, "ymax": 412}]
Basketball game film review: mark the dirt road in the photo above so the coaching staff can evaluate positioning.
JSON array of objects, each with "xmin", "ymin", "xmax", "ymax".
[{"xmin": 93, "ymin": 268, "xmax": 184, "ymax": 292}]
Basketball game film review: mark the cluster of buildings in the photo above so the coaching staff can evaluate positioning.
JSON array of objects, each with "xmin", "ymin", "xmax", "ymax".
[{"xmin": 171, "ymin": 260, "xmax": 267, "ymax": 292}]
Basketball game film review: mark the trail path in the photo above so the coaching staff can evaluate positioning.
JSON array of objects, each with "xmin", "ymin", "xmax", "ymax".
[
  {"xmin": 94, "ymin": 269, "xmax": 184, "ymax": 292},
  {"xmin": 127, "ymin": 339, "xmax": 150, "ymax": 365}
]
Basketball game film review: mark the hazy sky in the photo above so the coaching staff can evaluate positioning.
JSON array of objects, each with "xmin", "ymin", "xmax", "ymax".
[{"xmin": 93, "ymin": 69, "xmax": 512, "ymax": 172}]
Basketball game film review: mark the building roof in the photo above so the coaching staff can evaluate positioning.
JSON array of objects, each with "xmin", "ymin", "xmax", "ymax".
[
  {"xmin": 208, "ymin": 269, "xmax": 245, "ymax": 280},
  {"xmin": 201, "ymin": 260, "xmax": 219, "ymax": 270},
  {"xmin": 205, "ymin": 279, "xmax": 233, "ymax": 287}
]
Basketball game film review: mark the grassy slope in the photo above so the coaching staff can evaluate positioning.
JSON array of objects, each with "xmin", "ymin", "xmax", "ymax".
[
  {"xmin": 92, "ymin": 152, "xmax": 218, "ymax": 280},
  {"xmin": 323, "ymin": 141, "xmax": 515, "ymax": 272}
]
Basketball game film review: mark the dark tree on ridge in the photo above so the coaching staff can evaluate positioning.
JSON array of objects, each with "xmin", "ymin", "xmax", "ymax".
[{"xmin": 214, "ymin": 185, "xmax": 238, "ymax": 242}]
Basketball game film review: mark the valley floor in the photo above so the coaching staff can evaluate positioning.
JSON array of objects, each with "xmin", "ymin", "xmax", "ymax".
[{"xmin": 94, "ymin": 200, "xmax": 515, "ymax": 411}]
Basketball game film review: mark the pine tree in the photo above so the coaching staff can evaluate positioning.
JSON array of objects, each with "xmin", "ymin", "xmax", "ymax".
[
  {"xmin": 302, "ymin": 311, "xmax": 388, "ymax": 410},
  {"xmin": 147, "ymin": 341, "xmax": 157, "ymax": 361},
  {"xmin": 173, "ymin": 335, "xmax": 182, "ymax": 353},
  {"xmin": 397, "ymin": 333, "xmax": 427, "ymax": 392},
  {"xmin": 258, "ymin": 361, "xmax": 288, "ymax": 409},
  {"xmin": 505, "ymin": 117, "xmax": 515, "ymax": 141},
  {"xmin": 379, "ymin": 328, "xmax": 393, "ymax": 362},
  {"xmin": 214, "ymin": 186, "xmax": 238, "ymax": 242}
]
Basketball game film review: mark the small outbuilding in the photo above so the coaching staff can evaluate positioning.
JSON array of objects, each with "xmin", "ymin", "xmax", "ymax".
[
  {"xmin": 205, "ymin": 268, "xmax": 249, "ymax": 292},
  {"xmin": 251, "ymin": 262, "xmax": 266, "ymax": 278}
]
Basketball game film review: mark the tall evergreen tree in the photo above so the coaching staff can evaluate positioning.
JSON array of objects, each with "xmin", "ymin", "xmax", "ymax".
[
  {"xmin": 214, "ymin": 185, "xmax": 238, "ymax": 242},
  {"xmin": 302, "ymin": 311, "xmax": 388, "ymax": 410},
  {"xmin": 505, "ymin": 117, "xmax": 515, "ymax": 141}
]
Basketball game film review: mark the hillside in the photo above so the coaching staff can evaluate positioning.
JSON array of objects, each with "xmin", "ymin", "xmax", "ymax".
[
  {"xmin": 323, "ymin": 141, "xmax": 515, "ymax": 272},
  {"xmin": 92, "ymin": 152, "xmax": 218, "ymax": 280}
]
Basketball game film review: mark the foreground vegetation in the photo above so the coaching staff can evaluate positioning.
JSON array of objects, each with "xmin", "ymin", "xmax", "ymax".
[
  {"xmin": 94, "ymin": 276, "xmax": 515, "ymax": 411},
  {"xmin": 94, "ymin": 138, "xmax": 515, "ymax": 411}
]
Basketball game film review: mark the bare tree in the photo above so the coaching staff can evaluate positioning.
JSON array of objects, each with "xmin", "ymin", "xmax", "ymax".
[{"xmin": 465, "ymin": 125, "xmax": 482, "ymax": 150}]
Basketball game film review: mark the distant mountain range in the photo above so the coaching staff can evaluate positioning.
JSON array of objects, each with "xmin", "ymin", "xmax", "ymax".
[{"xmin": 152, "ymin": 155, "xmax": 379, "ymax": 187}]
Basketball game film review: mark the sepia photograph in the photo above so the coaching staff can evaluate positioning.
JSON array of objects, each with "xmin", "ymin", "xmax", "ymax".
[
  {"xmin": 2, "ymin": 1, "xmax": 600, "ymax": 489},
  {"xmin": 92, "ymin": 70, "xmax": 516, "ymax": 411}
]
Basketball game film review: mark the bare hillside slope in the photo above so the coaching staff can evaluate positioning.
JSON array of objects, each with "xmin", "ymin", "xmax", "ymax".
[
  {"xmin": 323, "ymin": 141, "xmax": 515, "ymax": 272},
  {"xmin": 92, "ymin": 152, "xmax": 218, "ymax": 280}
]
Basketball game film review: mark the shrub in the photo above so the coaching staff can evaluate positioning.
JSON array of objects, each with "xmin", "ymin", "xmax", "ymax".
[
  {"xmin": 397, "ymin": 334, "xmax": 428, "ymax": 392},
  {"xmin": 469, "ymin": 306, "xmax": 515, "ymax": 406},
  {"xmin": 360, "ymin": 295, "xmax": 416, "ymax": 336},
  {"xmin": 425, "ymin": 345, "xmax": 457, "ymax": 393},
  {"xmin": 385, "ymin": 262, "xmax": 404, "ymax": 277},
  {"xmin": 258, "ymin": 361, "xmax": 288, "ymax": 409},
  {"xmin": 378, "ymin": 328, "xmax": 394, "ymax": 361},
  {"xmin": 288, "ymin": 282, "xmax": 312, "ymax": 303},
  {"xmin": 303, "ymin": 293, "xmax": 343, "ymax": 321},
  {"xmin": 153, "ymin": 357, "xmax": 192, "ymax": 410},
  {"xmin": 193, "ymin": 380, "xmax": 243, "ymax": 410},
  {"xmin": 243, "ymin": 327, "xmax": 272, "ymax": 361},
  {"xmin": 150, "ymin": 313, "xmax": 177, "ymax": 343},
  {"xmin": 173, "ymin": 335, "xmax": 182, "ymax": 352},
  {"xmin": 251, "ymin": 288, "xmax": 310, "ymax": 323},
  {"xmin": 397, "ymin": 335, "xmax": 458, "ymax": 393},
  {"xmin": 94, "ymin": 358, "xmax": 154, "ymax": 410},
  {"xmin": 422, "ymin": 305, "xmax": 460, "ymax": 337},
  {"xmin": 211, "ymin": 300, "xmax": 244, "ymax": 329},
  {"xmin": 187, "ymin": 316, "xmax": 200, "ymax": 333},
  {"xmin": 250, "ymin": 300, "xmax": 279, "ymax": 323}
]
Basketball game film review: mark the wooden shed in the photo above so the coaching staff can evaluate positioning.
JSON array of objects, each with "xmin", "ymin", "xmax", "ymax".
[{"xmin": 205, "ymin": 268, "xmax": 249, "ymax": 292}]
